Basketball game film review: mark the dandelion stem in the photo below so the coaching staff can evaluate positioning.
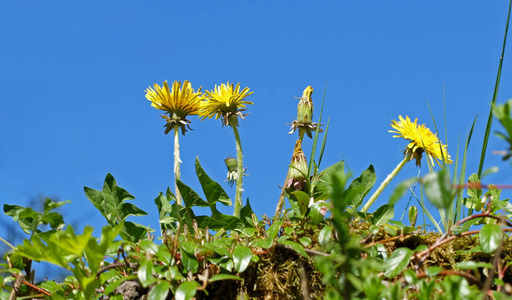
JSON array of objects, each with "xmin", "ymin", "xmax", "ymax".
[
  {"xmin": 174, "ymin": 126, "xmax": 182, "ymax": 205},
  {"xmin": 361, "ymin": 152, "xmax": 412, "ymax": 213},
  {"xmin": 229, "ymin": 118, "xmax": 244, "ymax": 217}
]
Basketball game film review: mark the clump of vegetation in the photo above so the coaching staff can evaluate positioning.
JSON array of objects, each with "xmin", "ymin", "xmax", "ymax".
[{"xmin": 2, "ymin": 4, "xmax": 512, "ymax": 299}]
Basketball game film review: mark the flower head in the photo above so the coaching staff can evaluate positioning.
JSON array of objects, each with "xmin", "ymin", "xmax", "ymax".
[
  {"xmin": 199, "ymin": 82, "xmax": 253, "ymax": 126},
  {"xmin": 289, "ymin": 86, "xmax": 322, "ymax": 139},
  {"xmin": 145, "ymin": 80, "xmax": 203, "ymax": 134},
  {"xmin": 285, "ymin": 140, "xmax": 308, "ymax": 191},
  {"xmin": 390, "ymin": 115, "xmax": 452, "ymax": 167}
]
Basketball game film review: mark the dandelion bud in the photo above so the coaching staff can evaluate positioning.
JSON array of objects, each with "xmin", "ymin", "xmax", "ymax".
[
  {"xmin": 297, "ymin": 86, "xmax": 313, "ymax": 123},
  {"xmin": 285, "ymin": 140, "xmax": 308, "ymax": 191},
  {"xmin": 225, "ymin": 157, "xmax": 238, "ymax": 186}
]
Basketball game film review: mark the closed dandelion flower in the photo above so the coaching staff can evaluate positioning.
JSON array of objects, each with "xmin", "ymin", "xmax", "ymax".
[
  {"xmin": 289, "ymin": 86, "xmax": 322, "ymax": 140},
  {"xmin": 199, "ymin": 82, "xmax": 253, "ymax": 126},
  {"xmin": 145, "ymin": 80, "xmax": 203, "ymax": 135},
  {"xmin": 390, "ymin": 115, "xmax": 452, "ymax": 167}
]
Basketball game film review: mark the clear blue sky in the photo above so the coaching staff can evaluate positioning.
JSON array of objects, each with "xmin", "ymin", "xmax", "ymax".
[{"xmin": 2, "ymin": 1, "xmax": 512, "ymax": 237}]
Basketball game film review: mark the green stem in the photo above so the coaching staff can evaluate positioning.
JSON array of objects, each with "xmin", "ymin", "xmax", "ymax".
[
  {"xmin": 174, "ymin": 126, "xmax": 182, "ymax": 205},
  {"xmin": 229, "ymin": 118, "xmax": 244, "ymax": 217},
  {"xmin": 361, "ymin": 152, "xmax": 412, "ymax": 213}
]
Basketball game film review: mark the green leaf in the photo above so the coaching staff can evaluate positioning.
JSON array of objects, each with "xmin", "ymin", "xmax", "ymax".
[
  {"xmin": 456, "ymin": 261, "xmax": 494, "ymax": 270},
  {"xmin": 408, "ymin": 206, "xmax": 418, "ymax": 227},
  {"xmin": 256, "ymin": 220, "xmax": 282, "ymax": 249},
  {"xmin": 84, "ymin": 173, "xmax": 146, "ymax": 225},
  {"xmin": 138, "ymin": 260, "xmax": 156, "ymax": 287},
  {"xmin": 196, "ymin": 215, "xmax": 243, "ymax": 231},
  {"xmin": 480, "ymin": 224, "xmax": 503, "ymax": 254},
  {"xmin": 175, "ymin": 281, "xmax": 199, "ymax": 300},
  {"xmin": 240, "ymin": 198, "xmax": 255, "ymax": 227},
  {"xmin": 195, "ymin": 158, "xmax": 232, "ymax": 206},
  {"xmin": 233, "ymin": 245, "xmax": 252, "ymax": 273},
  {"xmin": 291, "ymin": 191, "xmax": 310, "ymax": 215},
  {"xmin": 384, "ymin": 247, "xmax": 413, "ymax": 278},
  {"xmin": 176, "ymin": 180, "xmax": 209, "ymax": 208},
  {"xmin": 314, "ymin": 160, "xmax": 345, "ymax": 200},
  {"xmin": 423, "ymin": 169, "xmax": 454, "ymax": 210},
  {"xmin": 148, "ymin": 281, "xmax": 170, "ymax": 300},
  {"xmin": 209, "ymin": 274, "xmax": 243, "ymax": 282},
  {"xmin": 120, "ymin": 221, "xmax": 149, "ymax": 242},
  {"xmin": 389, "ymin": 178, "xmax": 417, "ymax": 205},
  {"xmin": 425, "ymin": 266, "xmax": 444, "ymax": 276},
  {"xmin": 308, "ymin": 201, "xmax": 328, "ymax": 224},
  {"xmin": 280, "ymin": 240, "xmax": 309, "ymax": 258},
  {"xmin": 345, "ymin": 164, "xmax": 376, "ymax": 208},
  {"xmin": 369, "ymin": 204, "xmax": 394, "ymax": 226}
]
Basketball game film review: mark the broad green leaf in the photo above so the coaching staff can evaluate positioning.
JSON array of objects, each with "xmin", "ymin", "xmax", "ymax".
[
  {"xmin": 175, "ymin": 281, "xmax": 199, "ymax": 300},
  {"xmin": 180, "ymin": 250, "xmax": 199, "ymax": 273},
  {"xmin": 480, "ymin": 224, "xmax": 503, "ymax": 254},
  {"xmin": 345, "ymin": 164, "xmax": 376, "ymax": 208},
  {"xmin": 314, "ymin": 160, "xmax": 345, "ymax": 200},
  {"xmin": 120, "ymin": 221, "xmax": 149, "ymax": 242},
  {"xmin": 50, "ymin": 226, "xmax": 94, "ymax": 256},
  {"xmin": 148, "ymin": 281, "xmax": 170, "ymax": 300},
  {"xmin": 119, "ymin": 202, "xmax": 148, "ymax": 219},
  {"xmin": 84, "ymin": 173, "xmax": 146, "ymax": 226},
  {"xmin": 196, "ymin": 215, "xmax": 243, "ymax": 231},
  {"xmin": 138, "ymin": 260, "xmax": 156, "ymax": 287},
  {"xmin": 176, "ymin": 180, "xmax": 209, "ymax": 208},
  {"xmin": 40, "ymin": 212, "xmax": 65, "ymax": 231},
  {"xmin": 233, "ymin": 245, "xmax": 252, "ymax": 273},
  {"xmin": 423, "ymin": 169, "xmax": 454, "ymax": 209},
  {"xmin": 292, "ymin": 191, "xmax": 310, "ymax": 215},
  {"xmin": 43, "ymin": 198, "xmax": 70, "ymax": 214},
  {"xmin": 308, "ymin": 201, "xmax": 328, "ymax": 224},
  {"xmin": 384, "ymin": 247, "xmax": 413, "ymax": 278},
  {"xmin": 369, "ymin": 204, "xmax": 394, "ymax": 226},
  {"xmin": 195, "ymin": 158, "xmax": 232, "ymax": 206},
  {"xmin": 280, "ymin": 240, "xmax": 309, "ymax": 258}
]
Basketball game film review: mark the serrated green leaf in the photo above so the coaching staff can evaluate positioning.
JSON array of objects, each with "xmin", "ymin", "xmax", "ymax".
[
  {"xmin": 175, "ymin": 281, "xmax": 199, "ymax": 300},
  {"xmin": 148, "ymin": 281, "xmax": 170, "ymax": 300},
  {"xmin": 480, "ymin": 224, "xmax": 503, "ymax": 254},
  {"xmin": 195, "ymin": 158, "xmax": 232, "ymax": 206},
  {"xmin": 233, "ymin": 245, "xmax": 252, "ymax": 273},
  {"xmin": 384, "ymin": 247, "xmax": 413, "ymax": 278}
]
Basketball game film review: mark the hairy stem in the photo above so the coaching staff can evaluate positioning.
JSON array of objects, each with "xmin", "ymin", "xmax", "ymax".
[
  {"xmin": 174, "ymin": 126, "xmax": 182, "ymax": 205},
  {"xmin": 230, "ymin": 118, "xmax": 244, "ymax": 217}
]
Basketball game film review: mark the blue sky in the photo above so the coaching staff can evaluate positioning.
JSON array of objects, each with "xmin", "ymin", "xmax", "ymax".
[{"xmin": 1, "ymin": 1, "xmax": 512, "ymax": 238}]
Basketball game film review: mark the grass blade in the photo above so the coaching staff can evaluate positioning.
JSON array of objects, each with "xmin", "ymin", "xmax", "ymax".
[{"xmin": 477, "ymin": 0, "xmax": 512, "ymax": 178}]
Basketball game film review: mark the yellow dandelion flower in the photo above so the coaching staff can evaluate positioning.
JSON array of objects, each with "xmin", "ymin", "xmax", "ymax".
[
  {"xmin": 199, "ymin": 82, "xmax": 253, "ymax": 126},
  {"xmin": 390, "ymin": 115, "xmax": 452, "ymax": 167},
  {"xmin": 145, "ymin": 80, "xmax": 203, "ymax": 134}
]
